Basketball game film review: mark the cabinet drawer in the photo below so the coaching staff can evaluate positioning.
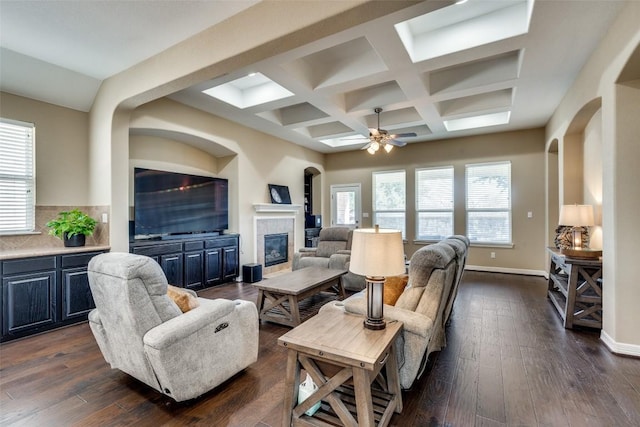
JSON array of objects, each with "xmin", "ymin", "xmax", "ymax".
[
  {"xmin": 61, "ymin": 251, "xmax": 104, "ymax": 269},
  {"xmin": 2, "ymin": 256, "xmax": 57, "ymax": 275},
  {"xmin": 205, "ymin": 237, "xmax": 237, "ymax": 249},
  {"xmin": 132, "ymin": 242, "xmax": 183, "ymax": 257},
  {"xmin": 184, "ymin": 241, "xmax": 204, "ymax": 252}
]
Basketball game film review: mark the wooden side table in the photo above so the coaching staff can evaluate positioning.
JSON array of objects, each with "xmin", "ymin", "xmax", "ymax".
[
  {"xmin": 546, "ymin": 247, "xmax": 603, "ymax": 329},
  {"xmin": 278, "ymin": 310, "xmax": 403, "ymax": 427}
]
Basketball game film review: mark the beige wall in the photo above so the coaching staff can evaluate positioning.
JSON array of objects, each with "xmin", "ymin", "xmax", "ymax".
[
  {"xmin": 0, "ymin": 92, "xmax": 89, "ymax": 205},
  {"xmin": 325, "ymin": 128, "xmax": 547, "ymax": 273},
  {"xmin": 546, "ymin": 1, "xmax": 640, "ymax": 351},
  {"xmin": 130, "ymin": 98, "xmax": 325, "ymax": 267},
  {"xmin": 583, "ymin": 110, "xmax": 603, "ymax": 249}
]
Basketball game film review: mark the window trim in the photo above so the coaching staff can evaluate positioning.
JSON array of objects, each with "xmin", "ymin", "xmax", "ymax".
[
  {"xmin": 372, "ymin": 169, "xmax": 406, "ymax": 238},
  {"xmin": 415, "ymin": 165, "xmax": 454, "ymax": 241},
  {"xmin": 465, "ymin": 161, "xmax": 512, "ymax": 245},
  {"xmin": 0, "ymin": 117, "xmax": 36, "ymax": 235}
]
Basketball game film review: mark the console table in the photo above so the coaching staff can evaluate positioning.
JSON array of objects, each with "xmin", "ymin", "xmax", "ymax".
[
  {"xmin": 279, "ymin": 309, "xmax": 402, "ymax": 426},
  {"xmin": 546, "ymin": 247, "xmax": 603, "ymax": 329}
]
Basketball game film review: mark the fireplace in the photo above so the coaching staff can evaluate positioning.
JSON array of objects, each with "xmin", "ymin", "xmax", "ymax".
[{"xmin": 264, "ymin": 233, "xmax": 288, "ymax": 267}]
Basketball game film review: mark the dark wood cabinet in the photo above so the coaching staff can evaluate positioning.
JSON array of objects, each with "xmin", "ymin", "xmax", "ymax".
[
  {"xmin": 184, "ymin": 251, "xmax": 204, "ymax": 290},
  {"xmin": 131, "ymin": 234, "xmax": 240, "ymax": 289},
  {"xmin": 1, "ymin": 250, "xmax": 106, "ymax": 342}
]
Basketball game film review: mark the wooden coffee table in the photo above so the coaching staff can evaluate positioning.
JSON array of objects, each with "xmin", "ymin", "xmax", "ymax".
[
  {"xmin": 279, "ymin": 309, "xmax": 403, "ymax": 426},
  {"xmin": 253, "ymin": 267, "xmax": 347, "ymax": 327}
]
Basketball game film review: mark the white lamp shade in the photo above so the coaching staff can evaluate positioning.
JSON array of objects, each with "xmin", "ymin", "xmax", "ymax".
[
  {"xmin": 349, "ymin": 228, "xmax": 405, "ymax": 277},
  {"xmin": 559, "ymin": 204, "xmax": 595, "ymax": 226}
]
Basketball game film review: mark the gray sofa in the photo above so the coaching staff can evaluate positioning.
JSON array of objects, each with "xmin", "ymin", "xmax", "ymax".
[
  {"xmin": 87, "ymin": 252, "xmax": 259, "ymax": 402},
  {"xmin": 320, "ymin": 236, "xmax": 468, "ymax": 389},
  {"xmin": 292, "ymin": 226, "xmax": 365, "ymax": 291}
]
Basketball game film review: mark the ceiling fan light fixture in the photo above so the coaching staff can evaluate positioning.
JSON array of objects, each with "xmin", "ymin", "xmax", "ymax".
[
  {"xmin": 384, "ymin": 144, "xmax": 393, "ymax": 153},
  {"xmin": 367, "ymin": 145, "xmax": 376, "ymax": 155},
  {"xmin": 371, "ymin": 141, "xmax": 380, "ymax": 151}
]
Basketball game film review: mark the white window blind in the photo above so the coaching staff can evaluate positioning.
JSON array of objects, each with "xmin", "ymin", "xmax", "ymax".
[
  {"xmin": 373, "ymin": 170, "xmax": 406, "ymax": 238},
  {"xmin": 466, "ymin": 161, "xmax": 511, "ymax": 244},
  {"xmin": 416, "ymin": 166, "xmax": 454, "ymax": 240},
  {"xmin": 0, "ymin": 118, "xmax": 35, "ymax": 234}
]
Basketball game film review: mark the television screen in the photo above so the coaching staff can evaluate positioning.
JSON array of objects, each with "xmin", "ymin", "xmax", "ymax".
[{"xmin": 134, "ymin": 168, "xmax": 228, "ymax": 237}]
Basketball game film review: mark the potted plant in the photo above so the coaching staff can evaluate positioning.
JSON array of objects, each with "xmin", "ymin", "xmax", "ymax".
[{"xmin": 46, "ymin": 209, "xmax": 97, "ymax": 247}]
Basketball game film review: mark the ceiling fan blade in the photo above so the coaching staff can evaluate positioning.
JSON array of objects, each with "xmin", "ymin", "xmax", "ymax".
[
  {"xmin": 389, "ymin": 132, "xmax": 417, "ymax": 138},
  {"xmin": 386, "ymin": 138, "xmax": 407, "ymax": 147}
]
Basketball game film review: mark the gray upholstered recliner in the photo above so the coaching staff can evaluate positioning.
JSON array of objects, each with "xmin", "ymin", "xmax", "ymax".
[
  {"xmin": 87, "ymin": 252, "xmax": 259, "ymax": 402},
  {"xmin": 292, "ymin": 226, "xmax": 365, "ymax": 291},
  {"xmin": 321, "ymin": 240, "xmax": 460, "ymax": 389}
]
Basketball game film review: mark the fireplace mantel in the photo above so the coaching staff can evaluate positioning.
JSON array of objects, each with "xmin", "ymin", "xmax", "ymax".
[{"xmin": 253, "ymin": 203, "xmax": 302, "ymax": 213}]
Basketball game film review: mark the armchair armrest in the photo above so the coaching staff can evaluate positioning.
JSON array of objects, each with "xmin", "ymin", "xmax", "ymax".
[
  {"xmin": 144, "ymin": 298, "xmax": 236, "ymax": 350},
  {"xmin": 336, "ymin": 249, "xmax": 351, "ymax": 255},
  {"xmin": 343, "ymin": 293, "xmax": 433, "ymax": 338},
  {"xmin": 329, "ymin": 252, "xmax": 350, "ymax": 270}
]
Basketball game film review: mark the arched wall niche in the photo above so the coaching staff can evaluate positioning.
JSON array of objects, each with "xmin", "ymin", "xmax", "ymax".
[{"xmin": 304, "ymin": 166, "xmax": 323, "ymax": 219}]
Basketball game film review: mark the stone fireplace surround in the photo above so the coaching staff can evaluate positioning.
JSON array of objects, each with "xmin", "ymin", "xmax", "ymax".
[{"xmin": 253, "ymin": 215, "xmax": 296, "ymax": 276}]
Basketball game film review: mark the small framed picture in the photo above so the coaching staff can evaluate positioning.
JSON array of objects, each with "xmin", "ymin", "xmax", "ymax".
[{"xmin": 268, "ymin": 184, "xmax": 291, "ymax": 204}]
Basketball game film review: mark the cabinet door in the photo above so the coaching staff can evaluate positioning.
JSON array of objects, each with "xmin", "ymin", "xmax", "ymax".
[
  {"xmin": 2, "ymin": 271, "xmax": 56, "ymax": 337},
  {"xmin": 204, "ymin": 248, "xmax": 222, "ymax": 286},
  {"xmin": 61, "ymin": 267, "xmax": 95, "ymax": 320},
  {"xmin": 184, "ymin": 251, "xmax": 204, "ymax": 290},
  {"xmin": 223, "ymin": 246, "xmax": 239, "ymax": 280},
  {"xmin": 161, "ymin": 253, "xmax": 184, "ymax": 287}
]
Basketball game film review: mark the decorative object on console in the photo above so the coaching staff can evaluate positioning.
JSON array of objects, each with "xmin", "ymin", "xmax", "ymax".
[
  {"xmin": 268, "ymin": 184, "xmax": 291, "ymax": 204},
  {"xmin": 46, "ymin": 208, "xmax": 97, "ymax": 247},
  {"xmin": 558, "ymin": 204, "xmax": 601, "ymax": 259},
  {"xmin": 349, "ymin": 225, "xmax": 405, "ymax": 330}
]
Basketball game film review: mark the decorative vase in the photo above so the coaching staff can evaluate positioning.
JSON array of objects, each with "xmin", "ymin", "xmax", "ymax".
[{"xmin": 63, "ymin": 233, "xmax": 86, "ymax": 247}]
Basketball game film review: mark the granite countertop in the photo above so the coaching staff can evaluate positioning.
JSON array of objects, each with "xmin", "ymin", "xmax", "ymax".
[{"xmin": 0, "ymin": 245, "xmax": 111, "ymax": 261}]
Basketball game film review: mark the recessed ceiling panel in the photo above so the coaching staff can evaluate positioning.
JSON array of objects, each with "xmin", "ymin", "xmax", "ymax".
[
  {"xmin": 202, "ymin": 73, "xmax": 293, "ymax": 109},
  {"xmin": 301, "ymin": 121, "xmax": 355, "ymax": 139},
  {"xmin": 395, "ymin": 0, "xmax": 533, "ymax": 63},
  {"xmin": 286, "ymin": 37, "xmax": 388, "ymax": 90},
  {"xmin": 444, "ymin": 111, "xmax": 511, "ymax": 132},
  {"xmin": 365, "ymin": 107, "xmax": 422, "ymax": 129},
  {"xmin": 437, "ymin": 89, "xmax": 514, "ymax": 117},
  {"xmin": 257, "ymin": 102, "xmax": 329, "ymax": 126},
  {"xmin": 344, "ymin": 81, "xmax": 406, "ymax": 113},
  {"xmin": 428, "ymin": 50, "xmax": 522, "ymax": 96}
]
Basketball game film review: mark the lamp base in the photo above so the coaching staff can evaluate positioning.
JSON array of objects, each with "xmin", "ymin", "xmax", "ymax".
[{"xmin": 364, "ymin": 318, "xmax": 386, "ymax": 330}]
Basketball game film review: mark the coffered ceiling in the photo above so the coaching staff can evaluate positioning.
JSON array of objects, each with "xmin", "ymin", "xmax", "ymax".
[{"xmin": 0, "ymin": 1, "xmax": 626, "ymax": 154}]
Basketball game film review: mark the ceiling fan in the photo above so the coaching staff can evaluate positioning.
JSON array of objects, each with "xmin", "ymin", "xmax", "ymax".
[{"xmin": 346, "ymin": 107, "xmax": 417, "ymax": 154}]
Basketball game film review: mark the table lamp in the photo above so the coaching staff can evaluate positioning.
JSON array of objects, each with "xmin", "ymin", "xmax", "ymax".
[
  {"xmin": 558, "ymin": 204, "xmax": 594, "ymax": 249},
  {"xmin": 349, "ymin": 225, "xmax": 405, "ymax": 330}
]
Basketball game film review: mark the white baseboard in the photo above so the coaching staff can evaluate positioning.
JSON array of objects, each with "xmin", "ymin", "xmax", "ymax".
[
  {"xmin": 465, "ymin": 265, "xmax": 547, "ymax": 277},
  {"xmin": 600, "ymin": 330, "xmax": 640, "ymax": 357}
]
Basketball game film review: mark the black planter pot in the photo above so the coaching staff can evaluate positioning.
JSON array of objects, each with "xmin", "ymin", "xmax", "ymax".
[{"xmin": 63, "ymin": 233, "xmax": 86, "ymax": 247}]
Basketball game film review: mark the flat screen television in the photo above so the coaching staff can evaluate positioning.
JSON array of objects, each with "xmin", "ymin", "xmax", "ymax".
[{"xmin": 134, "ymin": 167, "xmax": 228, "ymax": 238}]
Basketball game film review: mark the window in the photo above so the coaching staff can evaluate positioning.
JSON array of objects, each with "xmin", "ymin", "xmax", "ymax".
[
  {"xmin": 416, "ymin": 166, "xmax": 454, "ymax": 240},
  {"xmin": 0, "ymin": 118, "xmax": 35, "ymax": 234},
  {"xmin": 373, "ymin": 170, "xmax": 405, "ymax": 238},
  {"xmin": 465, "ymin": 161, "xmax": 511, "ymax": 244}
]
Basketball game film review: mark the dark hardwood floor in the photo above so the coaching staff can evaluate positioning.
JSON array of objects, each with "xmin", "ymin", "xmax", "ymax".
[{"xmin": 1, "ymin": 271, "xmax": 639, "ymax": 426}]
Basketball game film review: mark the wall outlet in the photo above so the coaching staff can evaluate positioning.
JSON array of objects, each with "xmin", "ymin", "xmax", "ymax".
[
  {"xmin": 527, "ymin": 211, "xmax": 533, "ymax": 218},
  {"xmin": 490, "ymin": 252, "xmax": 496, "ymax": 259},
  {"xmin": 363, "ymin": 212, "xmax": 369, "ymax": 218},
  {"xmin": 101, "ymin": 213, "xmax": 108, "ymax": 223}
]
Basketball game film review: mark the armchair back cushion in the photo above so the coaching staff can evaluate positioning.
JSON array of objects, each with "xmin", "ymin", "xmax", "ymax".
[{"xmin": 314, "ymin": 227, "xmax": 352, "ymax": 257}]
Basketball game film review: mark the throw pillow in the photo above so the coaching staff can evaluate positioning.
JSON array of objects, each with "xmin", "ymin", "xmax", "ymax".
[
  {"xmin": 167, "ymin": 284, "xmax": 199, "ymax": 313},
  {"xmin": 384, "ymin": 274, "xmax": 409, "ymax": 306}
]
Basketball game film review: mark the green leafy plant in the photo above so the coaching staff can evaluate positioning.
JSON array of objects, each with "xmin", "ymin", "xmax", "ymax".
[{"xmin": 46, "ymin": 209, "xmax": 97, "ymax": 239}]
